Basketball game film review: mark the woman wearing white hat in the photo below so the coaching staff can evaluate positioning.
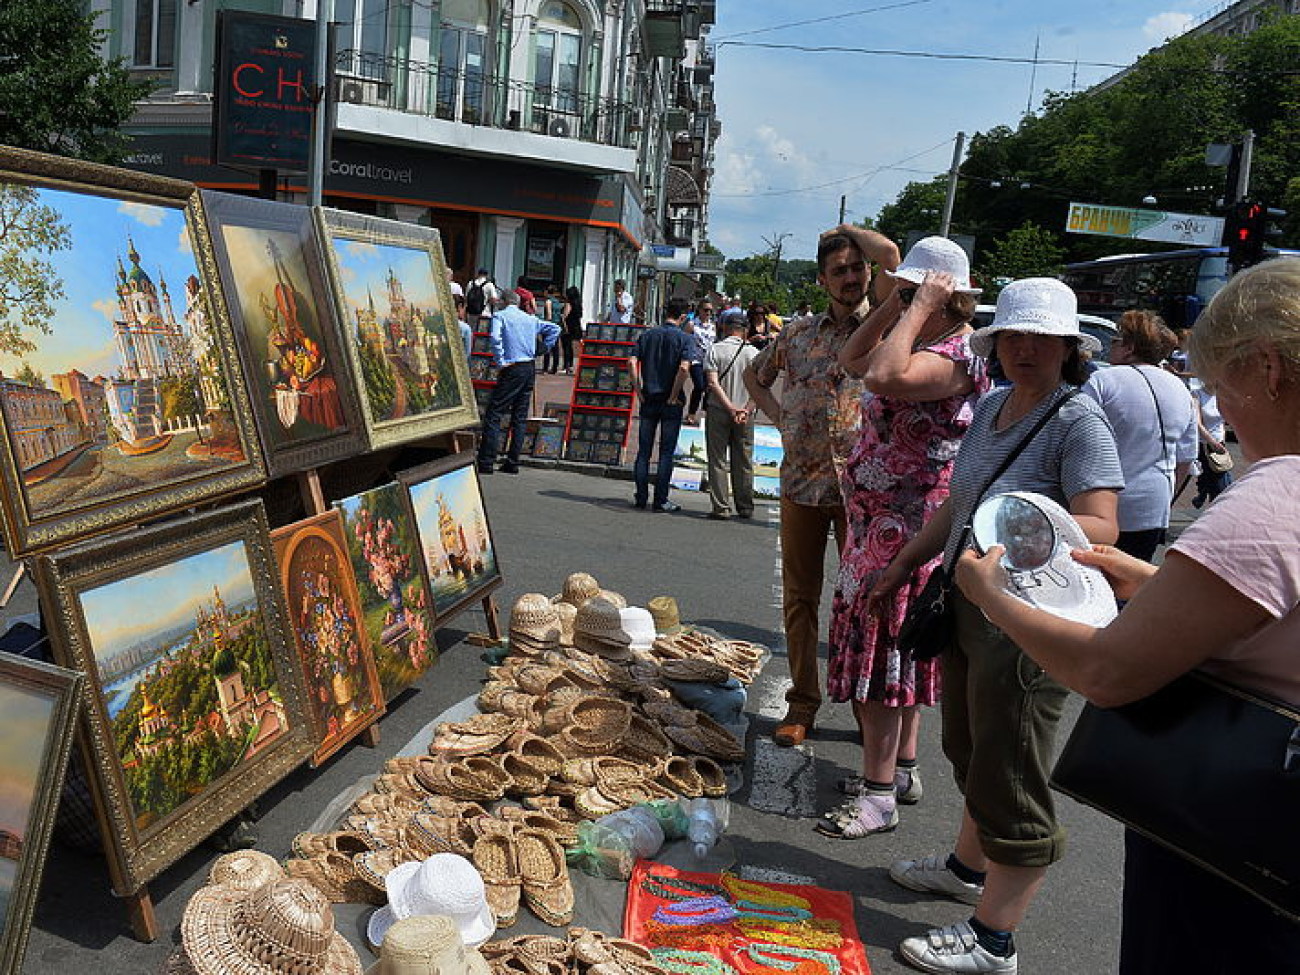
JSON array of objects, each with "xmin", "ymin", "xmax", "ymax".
[
  {"xmin": 818, "ymin": 235, "xmax": 989, "ymax": 840},
  {"xmin": 867, "ymin": 277, "xmax": 1123, "ymax": 974}
]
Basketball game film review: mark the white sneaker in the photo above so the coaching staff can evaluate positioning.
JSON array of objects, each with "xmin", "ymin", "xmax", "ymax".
[
  {"xmin": 900, "ymin": 921, "xmax": 1017, "ymax": 974},
  {"xmin": 889, "ymin": 854, "xmax": 984, "ymax": 905}
]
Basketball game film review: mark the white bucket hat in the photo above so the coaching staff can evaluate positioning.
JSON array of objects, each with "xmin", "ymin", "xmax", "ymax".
[
  {"xmin": 618, "ymin": 607, "xmax": 657, "ymax": 652},
  {"xmin": 887, "ymin": 236, "xmax": 981, "ymax": 294},
  {"xmin": 969, "ymin": 277, "xmax": 1101, "ymax": 358},
  {"xmin": 367, "ymin": 854, "xmax": 495, "ymax": 952},
  {"xmin": 365, "ymin": 915, "xmax": 492, "ymax": 975}
]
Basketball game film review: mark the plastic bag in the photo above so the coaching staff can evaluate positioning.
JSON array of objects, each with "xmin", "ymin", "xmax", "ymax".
[
  {"xmin": 565, "ymin": 820, "xmax": 637, "ymax": 879},
  {"xmin": 646, "ymin": 798, "xmax": 691, "ymax": 840}
]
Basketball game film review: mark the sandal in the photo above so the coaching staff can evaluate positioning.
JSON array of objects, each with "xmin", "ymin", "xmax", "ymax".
[
  {"xmin": 838, "ymin": 793, "xmax": 898, "ymax": 838},
  {"xmin": 473, "ymin": 829, "xmax": 522, "ymax": 927},
  {"xmin": 517, "ymin": 827, "xmax": 574, "ymax": 926}
]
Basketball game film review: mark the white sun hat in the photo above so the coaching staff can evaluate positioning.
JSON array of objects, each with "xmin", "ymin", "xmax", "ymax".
[
  {"xmin": 969, "ymin": 277, "xmax": 1101, "ymax": 358},
  {"xmin": 367, "ymin": 854, "xmax": 495, "ymax": 953},
  {"xmin": 618, "ymin": 607, "xmax": 657, "ymax": 652},
  {"xmin": 887, "ymin": 236, "xmax": 982, "ymax": 294}
]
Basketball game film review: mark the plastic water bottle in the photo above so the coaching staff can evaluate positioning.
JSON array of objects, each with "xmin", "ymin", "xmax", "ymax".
[{"xmin": 686, "ymin": 798, "xmax": 721, "ymax": 859}]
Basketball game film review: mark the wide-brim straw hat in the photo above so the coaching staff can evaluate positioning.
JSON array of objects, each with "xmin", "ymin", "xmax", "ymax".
[
  {"xmin": 574, "ymin": 598, "xmax": 631, "ymax": 646},
  {"xmin": 646, "ymin": 596, "xmax": 682, "ymax": 634},
  {"xmin": 181, "ymin": 877, "xmax": 362, "ymax": 975},
  {"xmin": 365, "ymin": 915, "xmax": 492, "ymax": 975},
  {"xmin": 368, "ymin": 854, "xmax": 495, "ymax": 952},
  {"xmin": 969, "ymin": 277, "xmax": 1100, "ymax": 358},
  {"xmin": 551, "ymin": 572, "xmax": 601, "ymax": 607},
  {"xmin": 207, "ymin": 850, "xmax": 284, "ymax": 891},
  {"xmin": 886, "ymin": 235, "xmax": 982, "ymax": 294},
  {"xmin": 510, "ymin": 593, "xmax": 562, "ymax": 642}
]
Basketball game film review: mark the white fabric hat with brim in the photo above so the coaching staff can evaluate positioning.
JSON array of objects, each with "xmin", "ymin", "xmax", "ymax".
[
  {"xmin": 618, "ymin": 607, "xmax": 657, "ymax": 652},
  {"xmin": 367, "ymin": 855, "xmax": 495, "ymax": 953},
  {"xmin": 886, "ymin": 236, "xmax": 982, "ymax": 294},
  {"xmin": 969, "ymin": 277, "xmax": 1101, "ymax": 358},
  {"xmin": 365, "ymin": 915, "xmax": 492, "ymax": 975}
]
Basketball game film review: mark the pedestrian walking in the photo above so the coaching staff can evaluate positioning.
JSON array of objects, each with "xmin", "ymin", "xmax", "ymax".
[
  {"xmin": 704, "ymin": 308, "xmax": 759, "ymax": 520},
  {"xmin": 744, "ymin": 225, "xmax": 900, "ymax": 747},
  {"xmin": 822, "ymin": 235, "xmax": 988, "ymax": 839},
  {"xmin": 608, "ymin": 278, "xmax": 634, "ymax": 324},
  {"xmin": 465, "ymin": 268, "xmax": 498, "ymax": 332},
  {"xmin": 630, "ymin": 297, "xmax": 692, "ymax": 512},
  {"xmin": 476, "ymin": 290, "xmax": 558, "ymax": 475},
  {"xmin": 561, "ymin": 285, "xmax": 583, "ymax": 373}
]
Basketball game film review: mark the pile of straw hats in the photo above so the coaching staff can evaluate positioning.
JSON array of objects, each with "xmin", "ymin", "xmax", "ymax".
[
  {"xmin": 509, "ymin": 594, "xmax": 561, "ymax": 654},
  {"xmin": 572, "ymin": 597, "xmax": 633, "ymax": 659}
]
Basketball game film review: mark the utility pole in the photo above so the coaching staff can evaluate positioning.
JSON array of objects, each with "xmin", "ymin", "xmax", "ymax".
[
  {"xmin": 939, "ymin": 131, "xmax": 965, "ymax": 238},
  {"xmin": 308, "ymin": 0, "xmax": 334, "ymax": 206},
  {"xmin": 1235, "ymin": 129, "xmax": 1255, "ymax": 204},
  {"xmin": 838, "ymin": 195, "xmax": 847, "ymax": 225}
]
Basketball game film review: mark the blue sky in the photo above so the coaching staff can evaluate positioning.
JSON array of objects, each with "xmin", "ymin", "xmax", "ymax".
[
  {"xmin": 3, "ymin": 186, "xmax": 197, "ymax": 382},
  {"xmin": 329, "ymin": 236, "xmax": 440, "ymax": 318},
  {"xmin": 709, "ymin": 1, "xmax": 1208, "ymax": 261}
]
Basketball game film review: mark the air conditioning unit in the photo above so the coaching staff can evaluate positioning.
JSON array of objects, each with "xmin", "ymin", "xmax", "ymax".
[
  {"xmin": 548, "ymin": 115, "xmax": 573, "ymax": 139},
  {"xmin": 335, "ymin": 76, "xmax": 392, "ymax": 105}
]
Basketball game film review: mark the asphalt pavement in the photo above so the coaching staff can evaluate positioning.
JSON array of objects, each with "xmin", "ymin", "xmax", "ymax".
[{"xmin": 11, "ymin": 461, "xmax": 1134, "ymax": 975}]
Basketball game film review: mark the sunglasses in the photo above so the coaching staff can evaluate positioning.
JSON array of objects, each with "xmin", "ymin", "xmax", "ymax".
[{"xmin": 897, "ymin": 287, "xmax": 918, "ymax": 306}]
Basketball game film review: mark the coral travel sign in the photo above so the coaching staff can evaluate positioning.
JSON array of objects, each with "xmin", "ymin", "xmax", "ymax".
[
  {"xmin": 213, "ymin": 12, "xmax": 319, "ymax": 171},
  {"xmin": 1066, "ymin": 202, "xmax": 1225, "ymax": 247}
]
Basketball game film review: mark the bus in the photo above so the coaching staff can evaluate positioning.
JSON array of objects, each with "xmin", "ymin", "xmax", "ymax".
[{"xmin": 1061, "ymin": 247, "xmax": 1300, "ymax": 329}]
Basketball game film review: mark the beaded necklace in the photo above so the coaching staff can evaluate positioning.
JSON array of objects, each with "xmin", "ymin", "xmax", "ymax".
[
  {"xmin": 734, "ymin": 901, "xmax": 813, "ymax": 923},
  {"xmin": 652, "ymin": 895, "xmax": 739, "ymax": 926},
  {"xmin": 651, "ymin": 948, "xmax": 738, "ymax": 975},
  {"xmin": 721, "ymin": 875, "xmax": 812, "ymax": 910},
  {"xmin": 641, "ymin": 871, "xmax": 728, "ymax": 902},
  {"xmin": 641, "ymin": 921, "xmax": 735, "ymax": 952},
  {"xmin": 736, "ymin": 919, "xmax": 843, "ymax": 951},
  {"xmin": 742, "ymin": 943, "xmax": 841, "ymax": 975}
]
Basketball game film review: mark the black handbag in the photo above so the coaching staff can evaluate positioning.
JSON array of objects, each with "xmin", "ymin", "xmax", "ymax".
[
  {"xmin": 897, "ymin": 390, "xmax": 1076, "ymax": 661},
  {"xmin": 1051, "ymin": 671, "xmax": 1300, "ymax": 922}
]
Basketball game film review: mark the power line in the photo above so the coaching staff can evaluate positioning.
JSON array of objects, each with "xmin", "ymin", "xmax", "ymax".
[
  {"xmin": 715, "ymin": 40, "xmax": 1129, "ymax": 69},
  {"xmin": 712, "ymin": 137, "xmax": 954, "ymax": 199},
  {"xmin": 712, "ymin": 1, "xmax": 935, "ymax": 41}
]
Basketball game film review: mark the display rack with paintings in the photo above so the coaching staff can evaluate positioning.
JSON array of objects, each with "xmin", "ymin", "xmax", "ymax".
[
  {"xmin": 563, "ymin": 322, "xmax": 643, "ymax": 464},
  {"xmin": 468, "ymin": 323, "xmax": 499, "ymax": 413}
]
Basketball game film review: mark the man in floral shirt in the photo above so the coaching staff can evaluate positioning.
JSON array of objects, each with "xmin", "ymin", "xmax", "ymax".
[{"xmin": 744, "ymin": 226, "xmax": 899, "ymax": 746}]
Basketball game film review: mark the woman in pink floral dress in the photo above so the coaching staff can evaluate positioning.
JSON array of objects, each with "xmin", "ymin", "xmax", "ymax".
[{"xmin": 821, "ymin": 234, "xmax": 988, "ymax": 839}]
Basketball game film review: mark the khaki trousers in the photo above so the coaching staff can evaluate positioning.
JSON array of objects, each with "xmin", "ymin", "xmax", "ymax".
[
  {"xmin": 779, "ymin": 496, "xmax": 846, "ymax": 723},
  {"xmin": 705, "ymin": 406, "xmax": 754, "ymax": 515}
]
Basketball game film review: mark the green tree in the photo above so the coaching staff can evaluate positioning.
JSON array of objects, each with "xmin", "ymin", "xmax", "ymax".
[
  {"xmin": 0, "ymin": 185, "xmax": 70, "ymax": 355},
  {"xmin": 0, "ymin": 0, "xmax": 154, "ymax": 163},
  {"xmin": 977, "ymin": 222, "xmax": 1067, "ymax": 295},
  {"xmin": 875, "ymin": 178, "xmax": 948, "ymax": 244},
  {"xmin": 14, "ymin": 362, "xmax": 44, "ymax": 388}
]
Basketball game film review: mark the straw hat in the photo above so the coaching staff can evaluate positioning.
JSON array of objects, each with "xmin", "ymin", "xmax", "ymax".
[
  {"xmin": 647, "ymin": 596, "xmax": 682, "ymax": 634},
  {"xmin": 510, "ymin": 594, "xmax": 561, "ymax": 643},
  {"xmin": 367, "ymin": 854, "xmax": 495, "ymax": 952},
  {"xmin": 180, "ymin": 877, "xmax": 362, "ymax": 975},
  {"xmin": 618, "ymin": 608, "xmax": 656, "ymax": 652},
  {"xmin": 969, "ymin": 277, "xmax": 1100, "ymax": 358},
  {"xmin": 886, "ymin": 235, "xmax": 982, "ymax": 294},
  {"xmin": 574, "ymin": 598, "xmax": 631, "ymax": 646},
  {"xmin": 598, "ymin": 590, "xmax": 628, "ymax": 609},
  {"xmin": 365, "ymin": 915, "xmax": 491, "ymax": 975},
  {"xmin": 551, "ymin": 573, "xmax": 601, "ymax": 607},
  {"xmin": 207, "ymin": 850, "xmax": 284, "ymax": 891}
]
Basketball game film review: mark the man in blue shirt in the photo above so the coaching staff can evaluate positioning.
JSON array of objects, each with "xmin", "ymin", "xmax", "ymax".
[
  {"xmin": 629, "ymin": 297, "xmax": 692, "ymax": 511},
  {"xmin": 476, "ymin": 289, "xmax": 559, "ymax": 474}
]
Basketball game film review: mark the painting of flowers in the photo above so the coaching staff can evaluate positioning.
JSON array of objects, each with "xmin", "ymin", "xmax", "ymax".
[
  {"xmin": 334, "ymin": 482, "xmax": 436, "ymax": 701},
  {"xmin": 272, "ymin": 510, "xmax": 385, "ymax": 765},
  {"xmin": 402, "ymin": 453, "xmax": 502, "ymax": 623}
]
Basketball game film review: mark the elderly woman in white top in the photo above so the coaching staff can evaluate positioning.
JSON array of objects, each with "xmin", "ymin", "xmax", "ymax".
[
  {"xmin": 954, "ymin": 256, "xmax": 1300, "ymax": 971},
  {"xmin": 1081, "ymin": 309, "xmax": 1198, "ymax": 562}
]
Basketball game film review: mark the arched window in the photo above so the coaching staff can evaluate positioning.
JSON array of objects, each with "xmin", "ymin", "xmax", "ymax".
[
  {"xmin": 533, "ymin": 1, "xmax": 583, "ymax": 114},
  {"xmin": 437, "ymin": 0, "xmax": 491, "ymax": 123}
]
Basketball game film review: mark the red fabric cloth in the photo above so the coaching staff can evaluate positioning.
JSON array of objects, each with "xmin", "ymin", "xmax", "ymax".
[{"xmin": 623, "ymin": 861, "xmax": 872, "ymax": 975}]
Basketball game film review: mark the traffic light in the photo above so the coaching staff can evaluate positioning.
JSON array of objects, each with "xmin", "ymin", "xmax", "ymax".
[{"xmin": 1224, "ymin": 200, "xmax": 1288, "ymax": 272}]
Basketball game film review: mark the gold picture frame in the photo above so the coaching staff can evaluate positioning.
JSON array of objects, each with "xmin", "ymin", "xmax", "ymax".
[
  {"xmin": 271, "ymin": 509, "xmax": 385, "ymax": 766},
  {"xmin": 0, "ymin": 146, "xmax": 267, "ymax": 557},
  {"xmin": 36, "ymin": 500, "xmax": 312, "ymax": 895},
  {"xmin": 0, "ymin": 655, "xmax": 81, "ymax": 975},
  {"xmin": 314, "ymin": 207, "xmax": 478, "ymax": 450}
]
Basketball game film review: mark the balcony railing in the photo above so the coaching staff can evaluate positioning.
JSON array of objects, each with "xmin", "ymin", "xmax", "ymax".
[{"xmin": 335, "ymin": 51, "xmax": 638, "ymax": 150}]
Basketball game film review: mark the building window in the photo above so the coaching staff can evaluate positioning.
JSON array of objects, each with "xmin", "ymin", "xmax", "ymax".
[
  {"xmin": 133, "ymin": 0, "xmax": 176, "ymax": 68},
  {"xmin": 336, "ymin": 0, "xmax": 390, "ymax": 77},
  {"xmin": 437, "ymin": 0, "xmax": 490, "ymax": 123},
  {"xmin": 533, "ymin": 2, "xmax": 582, "ymax": 115}
]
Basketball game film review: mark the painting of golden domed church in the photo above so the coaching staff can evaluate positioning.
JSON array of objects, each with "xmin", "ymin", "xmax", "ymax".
[
  {"xmin": 0, "ymin": 148, "xmax": 265, "ymax": 556},
  {"xmin": 37, "ymin": 501, "xmax": 311, "ymax": 894}
]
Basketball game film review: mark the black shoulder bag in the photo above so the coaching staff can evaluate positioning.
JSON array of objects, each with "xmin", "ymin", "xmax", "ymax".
[{"xmin": 898, "ymin": 389, "xmax": 1077, "ymax": 661}]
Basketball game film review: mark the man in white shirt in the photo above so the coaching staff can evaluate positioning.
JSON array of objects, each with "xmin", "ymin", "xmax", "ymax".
[
  {"xmin": 608, "ymin": 278, "xmax": 634, "ymax": 323},
  {"xmin": 705, "ymin": 309, "xmax": 759, "ymax": 519},
  {"xmin": 465, "ymin": 268, "xmax": 499, "ymax": 332}
]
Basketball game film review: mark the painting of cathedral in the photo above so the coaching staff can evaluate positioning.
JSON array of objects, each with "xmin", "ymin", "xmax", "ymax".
[
  {"xmin": 0, "ymin": 148, "xmax": 265, "ymax": 557},
  {"xmin": 315, "ymin": 208, "xmax": 477, "ymax": 451},
  {"xmin": 37, "ymin": 501, "xmax": 311, "ymax": 894},
  {"xmin": 402, "ymin": 453, "xmax": 502, "ymax": 623},
  {"xmin": 204, "ymin": 193, "xmax": 365, "ymax": 477}
]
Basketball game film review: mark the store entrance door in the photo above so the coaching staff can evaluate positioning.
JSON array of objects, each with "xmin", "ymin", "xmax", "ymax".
[{"xmin": 429, "ymin": 210, "xmax": 477, "ymax": 290}]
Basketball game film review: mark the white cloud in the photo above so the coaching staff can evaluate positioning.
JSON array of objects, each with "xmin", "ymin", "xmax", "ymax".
[
  {"xmin": 713, "ymin": 145, "xmax": 764, "ymax": 198},
  {"xmin": 177, "ymin": 224, "xmax": 193, "ymax": 254},
  {"xmin": 92, "ymin": 297, "xmax": 118, "ymax": 323},
  {"xmin": 345, "ymin": 240, "xmax": 380, "ymax": 258},
  {"xmin": 118, "ymin": 201, "xmax": 165, "ymax": 227},
  {"xmin": 1143, "ymin": 11, "xmax": 1193, "ymax": 42}
]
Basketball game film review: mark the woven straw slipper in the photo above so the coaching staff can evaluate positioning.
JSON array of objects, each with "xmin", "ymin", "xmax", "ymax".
[
  {"xmin": 283, "ymin": 851, "xmax": 383, "ymax": 905},
  {"xmin": 640, "ymin": 700, "xmax": 699, "ymax": 729},
  {"xmin": 502, "ymin": 753, "xmax": 549, "ymax": 797},
  {"xmin": 516, "ymin": 828, "xmax": 574, "ymax": 927},
  {"xmin": 655, "ymin": 756, "xmax": 706, "ymax": 798},
  {"xmin": 409, "ymin": 811, "xmax": 475, "ymax": 857},
  {"xmin": 691, "ymin": 756, "xmax": 728, "ymax": 797},
  {"xmin": 373, "ymin": 772, "xmax": 427, "ymax": 800},
  {"xmin": 479, "ymin": 681, "xmax": 513, "ymax": 713},
  {"xmin": 504, "ymin": 731, "xmax": 567, "ymax": 776},
  {"xmin": 617, "ymin": 714, "xmax": 673, "ymax": 762},
  {"xmin": 497, "ymin": 809, "xmax": 580, "ymax": 848},
  {"xmin": 336, "ymin": 816, "xmax": 403, "ymax": 850},
  {"xmin": 659, "ymin": 658, "xmax": 732, "ymax": 684},
  {"xmin": 353, "ymin": 847, "xmax": 416, "ymax": 900},
  {"xmin": 473, "ymin": 830, "xmax": 522, "ymax": 928},
  {"xmin": 573, "ymin": 786, "xmax": 624, "ymax": 820},
  {"xmin": 415, "ymin": 755, "xmax": 512, "ymax": 801},
  {"xmin": 290, "ymin": 830, "xmax": 382, "ymax": 860}
]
